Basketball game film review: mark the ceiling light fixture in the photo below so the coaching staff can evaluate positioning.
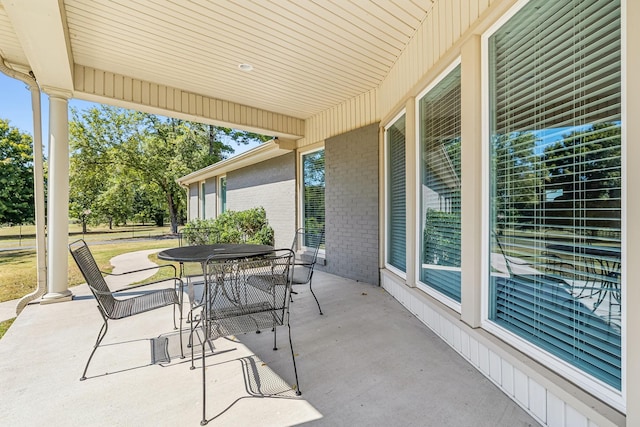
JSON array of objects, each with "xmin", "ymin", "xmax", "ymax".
[{"xmin": 238, "ymin": 63, "xmax": 253, "ymax": 72}]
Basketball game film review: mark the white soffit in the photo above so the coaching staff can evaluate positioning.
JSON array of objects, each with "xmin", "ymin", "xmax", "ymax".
[
  {"xmin": 0, "ymin": 4, "xmax": 28, "ymax": 70},
  {"xmin": 63, "ymin": 0, "xmax": 432, "ymax": 119},
  {"xmin": 1, "ymin": 1, "xmax": 433, "ymax": 120}
]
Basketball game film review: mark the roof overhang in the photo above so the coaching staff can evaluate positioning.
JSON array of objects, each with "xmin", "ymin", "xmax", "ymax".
[
  {"xmin": 0, "ymin": 0, "xmax": 433, "ymax": 133},
  {"xmin": 177, "ymin": 138, "xmax": 294, "ymax": 186}
]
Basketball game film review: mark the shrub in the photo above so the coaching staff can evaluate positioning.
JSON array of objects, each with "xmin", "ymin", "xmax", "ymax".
[
  {"xmin": 423, "ymin": 209, "xmax": 461, "ymax": 267},
  {"xmin": 181, "ymin": 207, "xmax": 274, "ymax": 246}
]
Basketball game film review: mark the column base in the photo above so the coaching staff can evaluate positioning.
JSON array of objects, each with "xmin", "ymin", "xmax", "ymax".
[{"xmin": 40, "ymin": 290, "xmax": 73, "ymax": 304}]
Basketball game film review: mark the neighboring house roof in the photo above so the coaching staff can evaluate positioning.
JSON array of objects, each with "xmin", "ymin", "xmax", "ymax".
[
  {"xmin": 177, "ymin": 138, "xmax": 295, "ymax": 185},
  {"xmin": 423, "ymin": 142, "xmax": 460, "ymax": 191}
]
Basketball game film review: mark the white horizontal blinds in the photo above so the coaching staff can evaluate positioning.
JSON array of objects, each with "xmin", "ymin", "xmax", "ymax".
[
  {"xmin": 419, "ymin": 64, "xmax": 462, "ymax": 302},
  {"xmin": 488, "ymin": 0, "xmax": 621, "ymax": 391},
  {"xmin": 492, "ymin": 1, "xmax": 621, "ymax": 133},
  {"xmin": 387, "ymin": 115, "xmax": 406, "ymax": 272},
  {"xmin": 302, "ymin": 150, "xmax": 325, "ymax": 238}
]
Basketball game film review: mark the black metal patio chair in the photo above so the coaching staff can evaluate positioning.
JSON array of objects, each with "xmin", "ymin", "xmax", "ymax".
[
  {"xmin": 69, "ymin": 239, "xmax": 184, "ymax": 380},
  {"xmin": 195, "ymin": 249, "xmax": 301, "ymax": 425},
  {"xmin": 290, "ymin": 227, "xmax": 324, "ymax": 314}
]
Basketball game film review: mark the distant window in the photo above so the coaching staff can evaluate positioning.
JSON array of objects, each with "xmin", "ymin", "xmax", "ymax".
[
  {"xmin": 301, "ymin": 149, "xmax": 325, "ymax": 237},
  {"xmin": 219, "ymin": 176, "xmax": 226, "ymax": 214},
  {"xmin": 201, "ymin": 182, "xmax": 206, "ymax": 218}
]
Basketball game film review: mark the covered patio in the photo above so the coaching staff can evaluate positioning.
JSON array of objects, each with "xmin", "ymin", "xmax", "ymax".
[
  {"xmin": 1, "ymin": 1, "xmax": 639, "ymax": 426},
  {"xmin": 0, "ymin": 268, "xmax": 538, "ymax": 426}
]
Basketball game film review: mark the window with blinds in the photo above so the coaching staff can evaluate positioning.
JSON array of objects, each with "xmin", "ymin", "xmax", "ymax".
[
  {"xmin": 219, "ymin": 176, "xmax": 226, "ymax": 214},
  {"xmin": 201, "ymin": 182, "xmax": 206, "ymax": 218},
  {"xmin": 419, "ymin": 63, "xmax": 461, "ymax": 303},
  {"xmin": 302, "ymin": 149, "xmax": 325, "ymax": 238},
  {"xmin": 386, "ymin": 114, "xmax": 406, "ymax": 273},
  {"xmin": 487, "ymin": 0, "xmax": 621, "ymax": 392}
]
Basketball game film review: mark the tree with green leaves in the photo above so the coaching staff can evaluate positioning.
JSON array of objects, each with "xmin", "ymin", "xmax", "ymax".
[
  {"xmin": 302, "ymin": 150, "xmax": 325, "ymax": 234},
  {"xmin": 491, "ymin": 131, "xmax": 541, "ymax": 230},
  {"xmin": 543, "ymin": 122, "xmax": 621, "ymax": 201},
  {"xmin": 69, "ymin": 107, "xmax": 138, "ymax": 231},
  {"xmin": 69, "ymin": 106, "xmax": 270, "ymax": 233},
  {"xmin": 0, "ymin": 118, "xmax": 34, "ymax": 224}
]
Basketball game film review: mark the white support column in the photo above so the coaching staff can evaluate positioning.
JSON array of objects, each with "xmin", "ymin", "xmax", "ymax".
[
  {"xmin": 404, "ymin": 97, "xmax": 417, "ymax": 287},
  {"xmin": 42, "ymin": 91, "xmax": 73, "ymax": 303},
  {"xmin": 624, "ymin": 0, "xmax": 638, "ymax": 423},
  {"xmin": 460, "ymin": 35, "xmax": 483, "ymax": 328}
]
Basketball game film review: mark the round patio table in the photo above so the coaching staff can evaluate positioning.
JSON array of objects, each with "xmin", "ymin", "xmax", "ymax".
[
  {"xmin": 158, "ymin": 243, "xmax": 276, "ymax": 307},
  {"xmin": 157, "ymin": 243, "xmax": 274, "ymax": 264},
  {"xmin": 545, "ymin": 243, "xmax": 621, "ymax": 311}
]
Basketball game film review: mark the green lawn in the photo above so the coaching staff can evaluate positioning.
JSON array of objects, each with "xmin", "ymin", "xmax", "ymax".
[
  {"xmin": 0, "ymin": 223, "xmax": 174, "ymax": 249},
  {"xmin": 0, "ymin": 238, "xmax": 179, "ymax": 303},
  {"xmin": 0, "ymin": 235, "xmax": 181, "ymax": 339},
  {"xmin": 0, "ymin": 318, "xmax": 15, "ymax": 339}
]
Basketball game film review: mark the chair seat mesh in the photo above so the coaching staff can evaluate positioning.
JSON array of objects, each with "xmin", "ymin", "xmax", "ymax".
[{"xmin": 111, "ymin": 288, "xmax": 179, "ymax": 319}]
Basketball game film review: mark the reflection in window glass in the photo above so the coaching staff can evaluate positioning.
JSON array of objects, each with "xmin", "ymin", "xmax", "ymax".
[
  {"xmin": 302, "ymin": 150, "xmax": 325, "ymax": 237},
  {"xmin": 488, "ymin": 0, "xmax": 621, "ymax": 391},
  {"xmin": 419, "ymin": 64, "xmax": 461, "ymax": 302}
]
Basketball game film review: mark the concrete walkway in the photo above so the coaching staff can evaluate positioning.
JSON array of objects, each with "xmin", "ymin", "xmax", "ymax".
[
  {"xmin": 0, "ymin": 298, "xmax": 18, "ymax": 323},
  {"xmin": 0, "ymin": 248, "xmax": 166, "ymax": 322}
]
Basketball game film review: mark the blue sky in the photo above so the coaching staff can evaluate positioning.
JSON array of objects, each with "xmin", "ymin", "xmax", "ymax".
[
  {"xmin": 0, "ymin": 72, "xmax": 258, "ymax": 155},
  {"xmin": 0, "ymin": 73, "xmax": 98, "ymax": 153}
]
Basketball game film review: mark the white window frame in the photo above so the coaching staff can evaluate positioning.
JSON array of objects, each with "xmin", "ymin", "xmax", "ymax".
[
  {"xmin": 384, "ymin": 110, "xmax": 407, "ymax": 278},
  {"xmin": 415, "ymin": 57, "xmax": 462, "ymax": 313},
  {"xmin": 218, "ymin": 175, "xmax": 227, "ymax": 215},
  {"xmin": 298, "ymin": 146, "xmax": 325, "ymax": 255},
  {"xmin": 479, "ymin": 0, "xmax": 625, "ymax": 411},
  {"xmin": 200, "ymin": 181, "xmax": 206, "ymax": 219}
]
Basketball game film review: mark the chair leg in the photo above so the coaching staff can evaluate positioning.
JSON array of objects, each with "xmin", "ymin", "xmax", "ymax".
[
  {"xmin": 309, "ymin": 278, "xmax": 322, "ymax": 315},
  {"xmin": 178, "ymin": 302, "xmax": 184, "ymax": 359},
  {"xmin": 200, "ymin": 326, "xmax": 208, "ymax": 426},
  {"xmin": 273, "ymin": 326, "xmax": 278, "ymax": 351},
  {"xmin": 190, "ymin": 312, "xmax": 199, "ymax": 370},
  {"xmin": 287, "ymin": 321, "xmax": 301, "ymax": 396},
  {"xmin": 80, "ymin": 310, "xmax": 109, "ymax": 381}
]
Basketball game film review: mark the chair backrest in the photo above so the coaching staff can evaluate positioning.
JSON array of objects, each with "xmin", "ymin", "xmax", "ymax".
[
  {"xmin": 202, "ymin": 249, "xmax": 294, "ymax": 339},
  {"xmin": 290, "ymin": 228, "xmax": 323, "ymax": 284},
  {"xmin": 69, "ymin": 239, "xmax": 116, "ymax": 317}
]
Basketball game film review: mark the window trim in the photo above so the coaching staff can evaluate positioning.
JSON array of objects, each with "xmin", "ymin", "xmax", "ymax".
[
  {"xmin": 298, "ymin": 146, "xmax": 326, "ymax": 254},
  {"xmin": 384, "ymin": 110, "xmax": 408, "ymax": 278},
  {"xmin": 200, "ymin": 181, "xmax": 206, "ymax": 219},
  {"xmin": 218, "ymin": 175, "xmax": 227, "ymax": 215},
  {"xmin": 415, "ymin": 57, "xmax": 462, "ymax": 313},
  {"xmin": 479, "ymin": 0, "xmax": 625, "ymax": 411}
]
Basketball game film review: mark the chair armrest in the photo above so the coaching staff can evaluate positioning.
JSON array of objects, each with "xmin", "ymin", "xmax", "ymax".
[
  {"xmin": 114, "ymin": 276, "xmax": 184, "ymax": 293},
  {"xmin": 101, "ymin": 263, "xmax": 178, "ymax": 277},
  {"xmin": 294, "ymin": 261, "xmax": 313, "ymax": 267}
]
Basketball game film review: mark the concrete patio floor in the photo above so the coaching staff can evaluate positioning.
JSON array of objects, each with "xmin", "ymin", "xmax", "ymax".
[{"xmin": 0, "ymin": 270, "xmax": 540, "ymax": 426}]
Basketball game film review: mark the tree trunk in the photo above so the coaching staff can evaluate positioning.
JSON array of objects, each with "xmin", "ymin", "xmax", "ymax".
[
  {"xmin": 167, "ymin": 192, "xmax": 179, "ymax": 233},
  {"xmin": 209, "ymin": 125, "xmax": 215, "ymax": 155}
]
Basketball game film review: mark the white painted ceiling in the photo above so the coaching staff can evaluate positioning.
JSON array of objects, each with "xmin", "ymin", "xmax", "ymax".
[{"xmin": 1, "ymin": 0, "xmax": 434, "ymax": 120}]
